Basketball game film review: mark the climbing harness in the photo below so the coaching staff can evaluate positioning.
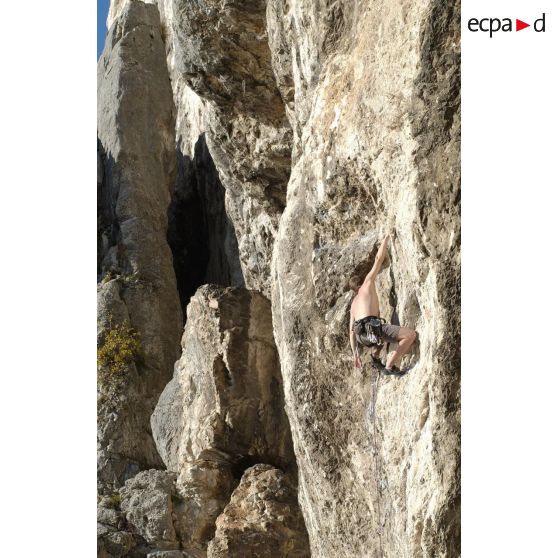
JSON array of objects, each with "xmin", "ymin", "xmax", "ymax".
[{"xmin": 353, "ymin": 315, "xmax": 386, "ymax": 359}]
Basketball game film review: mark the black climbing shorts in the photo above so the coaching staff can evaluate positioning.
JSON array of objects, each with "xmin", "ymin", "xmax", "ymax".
[{"xmin": 355, "ymin": 316, "xmax": 401, "ymax": 346}]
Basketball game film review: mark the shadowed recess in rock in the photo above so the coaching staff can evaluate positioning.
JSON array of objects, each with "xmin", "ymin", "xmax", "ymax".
[
  {"xmin": 167, "ymin": 134, "xmax": 244, "ymax": 316},
  {"xmin": 230, "ymin": 455, "xmax": 261, "ymax": 480},
  {"xmin": 97, "ymin": 142, "xmax": 118, "ymax": 279}
]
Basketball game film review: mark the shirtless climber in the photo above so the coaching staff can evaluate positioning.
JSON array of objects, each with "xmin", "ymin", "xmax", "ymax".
[{"xmin": 349, "ymin": 234, "xmax": 417, "ymax": 376}]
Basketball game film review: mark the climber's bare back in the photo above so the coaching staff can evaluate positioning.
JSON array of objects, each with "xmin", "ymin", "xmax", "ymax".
[{"xmin": 351, "ymin": 280, "xmax": 380, "ymax": 321}]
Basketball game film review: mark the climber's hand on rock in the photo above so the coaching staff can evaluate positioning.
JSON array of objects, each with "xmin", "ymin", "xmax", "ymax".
[{"xmin": 354, "ymin": 355, "xmax": 362, "ymax": 369}]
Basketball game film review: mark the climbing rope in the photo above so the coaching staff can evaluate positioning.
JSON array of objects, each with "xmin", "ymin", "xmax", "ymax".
[{"xmin": 368, "ymin": 366, "xmax": 384, "ymax": 558}]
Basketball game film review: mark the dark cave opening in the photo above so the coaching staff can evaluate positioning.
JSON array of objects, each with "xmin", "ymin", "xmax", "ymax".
[
  {"xmin": 167, "ymin": 134, "xmax": 244, "ymax": 319},
  {"xmin": 231, "ymin": 455, "xmax": 263, "ymax": 480}
]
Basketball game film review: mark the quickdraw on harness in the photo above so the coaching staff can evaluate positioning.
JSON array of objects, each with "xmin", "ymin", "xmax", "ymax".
[{"xmin": 353, "ymin": 315, "xmax": 386, "ymax": 360}]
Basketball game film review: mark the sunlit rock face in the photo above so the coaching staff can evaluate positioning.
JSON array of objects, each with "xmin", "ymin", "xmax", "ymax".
[
  {"xmin": 269, "ymin": 1, "xmax": 460, "ymax": 556},
  {"xmin": 152, "ymin": 285, "xmax": 295, "ymax": 474},
  {"xmin": 169, "ymin": 0, "xmax": 293, "ymax": 297},
  {"xmin": 151, "ymin": 285, "xmax": 298, "ymax": 555},
  {"xmin": 99, "ymin": 0, "xmax": 460, "ymax": 556},
  {"xmin": 108, "ymin": 1, "xmax": 291, "ymax": 297},
  {"xmin": 97, "ymin": 0, "xmax": 182, "ymax": 494},
  {"xmin": 208, "ymin": 464, "xmax": 311, "ymax": 558}
]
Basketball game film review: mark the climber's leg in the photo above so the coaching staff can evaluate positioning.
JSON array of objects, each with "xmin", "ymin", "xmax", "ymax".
[{"xmin": 385, "ymin": 326, "xmax": 416, "ymax": 370}]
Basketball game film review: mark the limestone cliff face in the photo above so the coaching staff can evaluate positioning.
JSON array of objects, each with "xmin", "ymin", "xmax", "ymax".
[
  {"xmin": 99, "ymin": 0, "xmax": 460, "ymax": 556},
  {"xmin": 169, "ymin": 0, "xmax": 292, "ymax": 297},
  {"xmin": 208, "ymin": 464, "xmax": 310, "ymax": 557},
  {"xmin": 152, "ymin": 286, "xmax": 294, "ymax": 474},
  {"xmin": 108, "ymin": 0, "xmax": 291, "ymax": 297},
  {"xmin": 150, "ymin": 285, "xmax": 301, "ymax": 556},
  {"xmin": 97, "ymin": 0, "xmax": 182, "ymax": 493},
  {"xmin": 269, "ymin": 2, "xmax": 460, "ymax": 556}
]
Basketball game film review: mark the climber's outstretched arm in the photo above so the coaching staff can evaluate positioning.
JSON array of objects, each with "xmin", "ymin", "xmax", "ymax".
[{"xmin": 364, "ymin": 234, "xmax": 390, "ymax": 283}]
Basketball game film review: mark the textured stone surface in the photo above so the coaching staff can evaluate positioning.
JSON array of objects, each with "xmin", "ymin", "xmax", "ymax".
[
  {"xmin": 166, "ymin": 0, "xmax": 292, "ymax": 296},
  {"xmin": 119, "ymin": 470, "xmax": 179, "ymax": 547},
  {"xmin": 269, "ymin": 1, "xmax": 461, "ymax": 556},
  {"xmin": 97, "ymin": 494, "xmax": 145, "ymax": 558},
  {"xmin": 107, "ymin": 0, "xmax": 161, "ymax": 28},
  {"xmin": 151, "ymin": 285, "xmax": 297, "ymax": 555},
  {"xmin": 99, "ymin": 0, "xmax": 460, "ymax": 556},
  {"xmin": 171, "ymin": 460, "xmax": 237, "ymax": 556},
  {"xmin": 107, "ymin": 0, "xmax": 291, "ymax": 297},
  {"xmin": 152, "ymin": 285, "xmax": 294, "ymax": 472},
  {"xmin": 207, "ymin": 464, "xmax": 310, "ymax": 558},
  {"xmin": 147, "ymin": 552, "xmax": 188, "ymax": 558},
  {"xmin": 97, "ymin": 0, "xmax": 182, "ymax": 493},
  {"xmin": 98, "ymin": 529, "xmax": 140, "ymax": 558}
]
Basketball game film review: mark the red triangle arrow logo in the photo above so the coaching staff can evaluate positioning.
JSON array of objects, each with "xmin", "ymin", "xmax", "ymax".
[{"xmin": 516, "ymin": 19, "xmax": 530, "ymax": 31}]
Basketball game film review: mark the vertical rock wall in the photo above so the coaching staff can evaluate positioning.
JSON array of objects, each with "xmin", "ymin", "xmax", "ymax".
[
  {"xmin": 269, "ymin": 1, "xmax": 460, "ymax": 556},
  {"xmin": 98, "ymin": 3, "xmax": 310, "ymax": 557},
  {"xmin": 98, "ymin": 0, "xmax": 460, "ymax": 556},
  {"xmin": 97, "ymin": 0, "xmax": 183, "ymax": 492},
  {"xmin": 108, "ymin": 0, "xmax": 287, "ymax": 296},
  {"xmin": 168, "ymin": 0, "xmax": 293, "ymax": 296},
  {"xmin": 148, "ymin": 286, "xmax": 307, "ymax": 557}
]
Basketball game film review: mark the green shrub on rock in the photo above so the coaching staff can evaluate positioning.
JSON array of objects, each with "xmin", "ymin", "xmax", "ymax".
[{"xmin": 97, "ymin": 323, "xmax": 141, "ymax": 393}]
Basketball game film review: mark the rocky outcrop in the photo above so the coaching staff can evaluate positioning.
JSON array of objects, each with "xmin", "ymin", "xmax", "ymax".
[
  {"xmin": 152, "ymin": 285, "xmax": 294, "ymax": 472},
  {"xmin": 97, "ymin": 0, "xmax": 182, "ymax": 493},
  {"xmin": 99, "ymin": 0, "xmax": 460, "ymax": 556},
  {"xmin": 170, "ymin": 460, "xmax": 237, "ymax": 557},
  {"xmin": 98, "ymin": 469, "xmax": 190, "ymax": 557},
  {"xmin": 108, "ymin": 2, "xmax": 287, "ymax": 297},
  {"xmin": 167, "ymin": 0, "xmax": 292, "ymax": 296},
  {"xmin": 150, "ymin": 285, "xmax": 299, "ymax": 555},
  {"xmin": 108, "ymin": 0, "xmax": 290, "ymax": 298},
  {"xmin": 269, "ymin": 1, "xmax": 461, "ymax": 556},
  {"xmin": 208, "ymin": 464, "xmax": 310, "ymax": 557},
  {"xmin": 120, "ymin": 470, "xmax": 179, "ymax": 551},
  {"xmin": 98, "ymin": 495, "xmax": 141, "ymax": 558},
  {"xmin": 98, "ymin": 3, "xmax": 308, "ymax": 556}
]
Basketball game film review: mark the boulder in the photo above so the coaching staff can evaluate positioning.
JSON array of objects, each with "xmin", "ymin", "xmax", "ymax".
[
  {"xmin": 152, "ymin": 285, "xmax": 294, "ymax": 472},
  {"xmin": 172, "ymin": 460, "xmax": 237, "ymax": 556},
  {"xmin": 207, "ymin": 464, "xmax": 310, "ymax": 558},
  {"xmin": 119, "ymin": 470, "xmax": 179, "ymax": 548},
  {"xmin": 151, "ymin": 285, "xmax": 297, "ymax": 555}
]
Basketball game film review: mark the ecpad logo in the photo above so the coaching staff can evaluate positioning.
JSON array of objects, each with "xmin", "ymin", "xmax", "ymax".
[{"xmin": 468, "ymin": 13, "xmax": 546, "ymax": 37}]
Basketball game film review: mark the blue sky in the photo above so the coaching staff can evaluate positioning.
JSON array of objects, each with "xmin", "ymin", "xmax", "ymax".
[{"xmin": 97, "ymin": 0, "xmax": 110, "ymax": 59}]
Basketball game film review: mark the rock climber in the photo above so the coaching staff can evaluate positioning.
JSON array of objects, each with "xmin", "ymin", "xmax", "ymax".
[{"xmin": 349, "ymin": 234, "xmax": 417, "ymax": 376}]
